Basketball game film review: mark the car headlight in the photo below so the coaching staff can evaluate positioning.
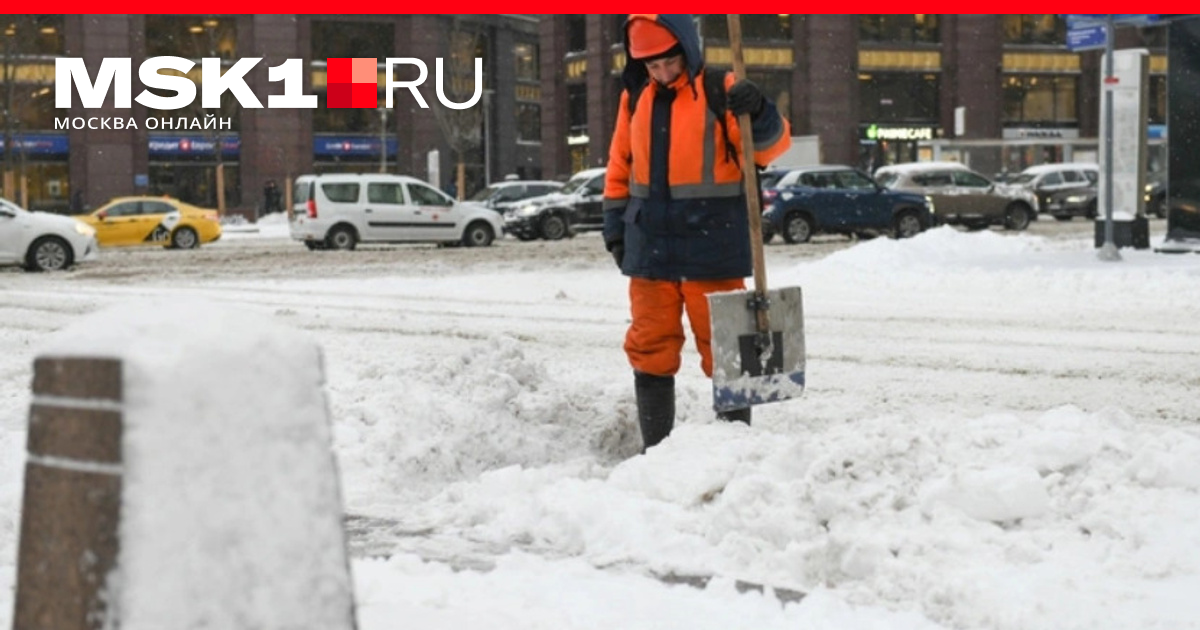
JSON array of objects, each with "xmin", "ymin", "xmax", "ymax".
[
  {"xmin": 74, "ymin": 221, "xmax": 96, "ymax": 237},
  {"xmin": 1065, "ymin": 195, "xmax": 1088, "ymax": 204},
  {"xmin": 925, "ymin": 195, "xmax": 936, "ymax": 213},
  {"xmin": 516, "ymin": 204, "xmax": 540, "ymax": 217}
]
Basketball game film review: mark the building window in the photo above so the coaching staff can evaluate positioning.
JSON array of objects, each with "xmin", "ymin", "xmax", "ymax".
[
  {"xmin": 1003, "ymin": 15, "xmax": 1064, "ymax": 46},
  {"xmin": 312, "ymin": 91, "xmax": 392, "ymax": 134},
  {"xmin": 859, "ymin": 15, "xmax": 939, "ymax": 44},
  {"xmin": 514, "ymin": 42, "xmax": 538, "ymax": 81},
  {"xmin": 567, "ymin": 15, "xmax": 586, "ymax": 53},
  {"xmin": 2, "ymin": 15, "xmax": 65, "ymax": 56},
  {"xmin": 1149, "ymin": 74, "xmax": 1166, "ymax": 124},
  {"xmin": 516, "ymin": 102, "xmax": 540, "ymax": 143},
  {"xmin": 145, "ymin": 16, "xmax": 237, "ymax": 59},
  {"xmin": 1138, "ymin": 26, "xmax": 1167, "ymax": 49},
  {"xmin": 701, "ymin": 15, "xmax": 790, "ymax": 41},
  {"xmin": 567, "ymin": 84, "xmax": 587, "ymax": 136},
  {"xmin": 311, "ymin": 20, "xmax": 394, "ymax": 60},
  {"xmin": 1002, "ymin": 75, "xmax": 1078, "ymax": 124},
  {"xmin": 748, "ymin": 70, "xmax": 792, "ymax": 123},
  {"xmin": 858, "ymin": 72, "xmax": 939, "ymax": 122}
]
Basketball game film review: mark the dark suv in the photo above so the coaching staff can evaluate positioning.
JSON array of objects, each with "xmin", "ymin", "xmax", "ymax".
[
  {"xmin": 761, "ymin": 166, "xmax": 933, "ymax": 243},
  {"xmin": 502, "ymin": 167, "xmax": 606, "ymax": 241}
]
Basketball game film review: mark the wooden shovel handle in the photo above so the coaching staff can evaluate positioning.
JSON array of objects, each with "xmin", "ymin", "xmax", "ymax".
[{"xmin": 727, "ymin": 14, "xmax": 771, "ymax": 335}]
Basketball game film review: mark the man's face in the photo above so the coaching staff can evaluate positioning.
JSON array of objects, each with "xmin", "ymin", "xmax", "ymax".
[{"xmin": 645, "ymin": 54, "xmax": 685, "ymax": 86}]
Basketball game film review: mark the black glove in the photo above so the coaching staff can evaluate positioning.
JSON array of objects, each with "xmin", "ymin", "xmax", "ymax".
[
  {"xmin": 607, "ymin": 241, "xmax": 625, "ymax": 270},
  {"xmin": 728, "ymin": 80, "xmax": 765, "ymax": 118}
]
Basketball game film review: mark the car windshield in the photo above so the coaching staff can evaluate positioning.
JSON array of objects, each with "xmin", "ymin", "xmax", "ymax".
[
  {"xmin": 560, "ymin": 175, "xmax": 592, "ymax": 194},
  {"xmin": 469, "ymin": 185, "xmax": 501, "ymax": 202},
  {"xmin": 759, "ymin": 171, "xmax": 787, "ymax": 188},
  {"xmin": 1009, "ymin": 174, "xmax": 1037, "ymax": 185},
  {"xmin": 875, "ymin": 172, "xmax": 900, "ymax": 188},
  {"xmin": 0, "ymin": 198, "xmax": 26, "ymax": 214}
]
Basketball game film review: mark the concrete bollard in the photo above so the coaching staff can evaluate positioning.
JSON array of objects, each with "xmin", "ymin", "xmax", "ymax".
[
  {"xmin": 12, "ymin": 299, "xmax": 356, "ymax": 630},
  {"xmin": 14, "ymin": 357, "xmax": 124, "ymax": 630}
]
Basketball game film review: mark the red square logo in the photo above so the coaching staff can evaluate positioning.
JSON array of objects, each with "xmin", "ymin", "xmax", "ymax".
[{"xmin": 327, "ymin": 57, "xmax": 377, "ymax": 108}]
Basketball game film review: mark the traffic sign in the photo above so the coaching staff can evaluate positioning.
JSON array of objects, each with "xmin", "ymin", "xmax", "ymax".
[
  {"xmin": 1067, "ymin": 24, "xmax": 1107, "ymax": 51},
  {"xmin": 1064, "ymin": 14, "xmax": 1160, "ymax": 28}
]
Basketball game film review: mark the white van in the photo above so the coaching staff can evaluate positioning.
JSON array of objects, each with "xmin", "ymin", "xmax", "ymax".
[{"xmin": 289, "ymin": 173, "xmax": 503, "ymax": 250}]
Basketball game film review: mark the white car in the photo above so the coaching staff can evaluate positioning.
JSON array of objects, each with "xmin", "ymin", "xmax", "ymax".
[
  {"xmin": 0, "ymin": 197, "xmax": 98, "ymax": 272},
  {"xmin": 289, "ymin": 173, "xmax": 503, "ymax": 250}
]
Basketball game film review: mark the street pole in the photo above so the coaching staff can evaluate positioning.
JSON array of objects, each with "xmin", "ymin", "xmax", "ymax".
[
  {"xmin": 483, "ymin": 90, "xmax": 493, "ymax": 186},
  {"xmin": 377, "ymin": 106, "xmax": 389, "ymax": 174},
  {"xmin": 1098, "ymin": 13, "xmax": 1122, "ymax": 262}
]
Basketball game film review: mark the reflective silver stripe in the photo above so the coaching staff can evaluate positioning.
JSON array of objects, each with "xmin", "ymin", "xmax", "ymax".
[
  {"xmin": 602, "ymin": 198, "xmax": 628, "ymax": 210},
  {"xmin": 26, "ymin": 453, "xmax": 123, "ymax": 476},
  {"xmin": 32, "ymin": 394, "xmax": 122, "ymax": 412},
  {"xmin": 753, "ymin": 116, "xmax": 786, "ymax": 153},
  {"xmin": 703, "ymin": 106, "xmax": 715, "ymax": 187},
  {"xmin": 629, "ymin": 183, "xmax": 743, "ymax": 199}
]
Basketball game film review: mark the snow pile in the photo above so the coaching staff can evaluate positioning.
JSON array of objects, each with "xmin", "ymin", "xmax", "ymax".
[{"xmin": 41, "ymin": 299, "xmax": 354, "ymax": 630}]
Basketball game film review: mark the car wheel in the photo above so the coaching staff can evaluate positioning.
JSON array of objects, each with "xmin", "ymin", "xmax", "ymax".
[
  {"xmin": 1004, "ymin": 203, "xmax": 1032, "ymax": 231},
  {"xmin": 893, "ymin": 211, "xmax": 923, "ymax": 239},
  {"xmin": 170, "ymin": 226, "xmax": 199, "ymax": 249},
  {"xmin": 25, "ymin": 236, "xmax": 73, "ymax": 272},
  {"xmin": 462, "ymin": 221, "xmax": 495, "ymax": 247},
  {"xmin": 1151, "ymin": 197, "xmax": 1167, "ymax": 219},
  {"xmin": 326, "ymin": 225, "xmax": 357, "ymax": 250},
  {"xmin": 781, "ymin": 213, "xmax": 814, "ymax": 244},
  {"xmin": 540, "ymin": 214, "xmax": 567, "ymax": 241}
]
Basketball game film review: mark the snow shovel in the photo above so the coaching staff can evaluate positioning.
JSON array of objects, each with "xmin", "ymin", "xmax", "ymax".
[{"xmin": 707, "ymin": 14, "xmax": 806, "ymax": 412}]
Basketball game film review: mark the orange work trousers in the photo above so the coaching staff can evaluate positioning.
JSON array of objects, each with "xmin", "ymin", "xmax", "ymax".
[{"xmin": 624, "ymin": 277, "xmax": 746, "ymax": 378}]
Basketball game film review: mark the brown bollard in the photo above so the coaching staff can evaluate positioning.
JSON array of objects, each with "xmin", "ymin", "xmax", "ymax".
[{"xmin": 13, "ymin": 357, "xmax": 123, "ymax": 630}]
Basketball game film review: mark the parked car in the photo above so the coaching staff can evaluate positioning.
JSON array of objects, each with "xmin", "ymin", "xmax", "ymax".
[
  {"xmin": 289, "ymin": 173, "xmax": 502, "ymax": 250},
  {"xmin": 874, "ymin": 162, "xmax": 1038, "ymax": 231},
  {"xmin": 1, "ymin": 196, "xmax": 98, "ymax": 272},
  {"xmin": 75, "ymin": 196, "xmax": 222, "ymax": 249},
  {"xmin": 1007, "ymin": 163, "xmax": 1098, "ymax": 220},
  {"xmin": 1145, "ymin": 173, "xmax": 1168, "ymax": 219},
  {"xmin": 469, "ymin": 180, "xmax": 564, "ymax": 214},
  {"xmin": 1043, "ymin": 187, "xmax": 1098, "ymax": 220},
  {"xmin": 761, "ymin": 166, "xmax": 933, "ymax": 243},
  {"xmin": 503, "ymin": 167, "xmax": 606, "ymax": 241}
]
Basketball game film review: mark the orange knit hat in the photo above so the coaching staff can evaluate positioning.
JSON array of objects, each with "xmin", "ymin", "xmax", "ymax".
[{"xmin": 628, "ymin": 16, "xmax": 678, "ymax": 60}]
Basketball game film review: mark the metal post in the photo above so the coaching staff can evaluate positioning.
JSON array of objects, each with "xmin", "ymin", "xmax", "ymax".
[
  {"xmin": 377, "ymin": 106, "xmax": 389, "ymax": 174},
  {"xmin": 483, "ymin": 90, "xmax": 493, "ymax": 186},
  {"xmin": 1098, "ymin": 14, "xmax": 1122, "ymax": 261}
]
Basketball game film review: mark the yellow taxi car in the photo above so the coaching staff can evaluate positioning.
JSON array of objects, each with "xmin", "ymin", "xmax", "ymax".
[{"xmin": 75, "ymin": 197, "xmax": 222, "ymax": 249}]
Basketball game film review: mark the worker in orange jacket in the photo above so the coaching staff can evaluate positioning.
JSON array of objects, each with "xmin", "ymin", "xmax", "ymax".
[{"xmin": 603, "ymin": 14, "xmax": 791, "ymax": 450}]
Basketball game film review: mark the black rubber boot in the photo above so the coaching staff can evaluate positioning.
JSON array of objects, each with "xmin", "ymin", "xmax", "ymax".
[
  {"xmin": 717, "ymin": 407, "xmax": 751, "ymax": 425},
  {"xmin": 634, "ymin": 371, "xmax": 675, "ymax": 450}
]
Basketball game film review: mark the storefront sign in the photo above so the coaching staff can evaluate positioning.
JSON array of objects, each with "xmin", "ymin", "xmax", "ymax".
[
  {"xmin": 0, "ymin": 134, "xmax": 69, "ymax": 156},
  {"xmin": 314, "ymin": 136, "xmax": 397, "ymax": 158},
  {"xmin": 148, "ymin": 135, "xmax": 239, "ymax": 158},
  {"xmin": 1002, "ymin": 128, "xmax": 1081, "ymax": 140},
  {"xmin": 861, "ymin": 124, "xmax": 939, "ymax": 142}
]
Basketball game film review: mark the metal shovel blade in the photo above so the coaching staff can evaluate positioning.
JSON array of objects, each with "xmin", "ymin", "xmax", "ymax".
[{"xmin": 708, "ymin": 286, "xmax": 806, "ymax": 411}]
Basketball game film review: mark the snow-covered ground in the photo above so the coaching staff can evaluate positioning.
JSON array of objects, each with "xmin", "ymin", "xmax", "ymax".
[{"xmin": 2, "ymin": 217, "xmax": 1199, "ymax": 629}]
